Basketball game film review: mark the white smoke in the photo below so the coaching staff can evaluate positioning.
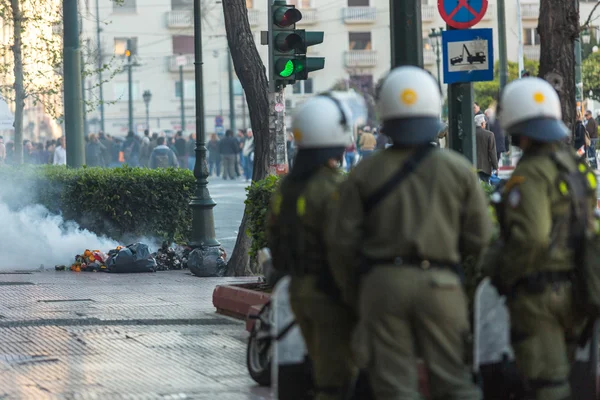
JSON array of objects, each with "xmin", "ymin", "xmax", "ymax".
[{"xmin": 0, "ymin": 201, "xmax": 120, "ymax": 269}]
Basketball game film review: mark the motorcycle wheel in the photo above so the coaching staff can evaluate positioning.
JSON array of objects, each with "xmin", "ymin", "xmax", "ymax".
[{"xmin": 247, "ymin": 301, "xmax": 273, "ymax": 386}]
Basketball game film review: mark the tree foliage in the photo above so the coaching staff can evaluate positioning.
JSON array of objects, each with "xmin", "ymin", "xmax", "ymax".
[
  {"xmin": 473, "ymin": 60, "xmax": 540, "ymax": 110},
  {"xmin": 583, "ymin": 51, "xmax": 600, "ymax": 101}
]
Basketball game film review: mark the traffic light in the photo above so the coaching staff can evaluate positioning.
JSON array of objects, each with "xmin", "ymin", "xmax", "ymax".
[{"xmin": 269, "ymin": 0, "xmax": 325, "ymax": 88}]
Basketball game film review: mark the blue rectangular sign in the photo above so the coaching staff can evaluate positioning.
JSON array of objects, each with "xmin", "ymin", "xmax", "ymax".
[{"xmin": 442, "ymin": 28, "xmax": 494, "ymax": 84}]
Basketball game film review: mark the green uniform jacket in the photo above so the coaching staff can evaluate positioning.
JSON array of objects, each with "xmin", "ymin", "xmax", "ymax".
[
  {"xmin": 266, "ymin": 166, "xmax": 345, "ymax": 289},
  {"xmin": 491, "ymin": 144, "xmax": 597, "ymax": 288},
  {"xmin": 325, "ymin": 148, "xmax": 491, "ymax": 308}
]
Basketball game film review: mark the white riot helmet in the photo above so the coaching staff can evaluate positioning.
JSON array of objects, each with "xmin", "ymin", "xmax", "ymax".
[
  {"xmin": 376, "ymin": 66, "xmax": 443, "ymax": 145},
  {"xmin": 499, "ymin": 77, "xmax": 568, "ymax": 142},
  {"xmin": 291, "ymin": 94, "xmax": 354, "ymax": 149}
]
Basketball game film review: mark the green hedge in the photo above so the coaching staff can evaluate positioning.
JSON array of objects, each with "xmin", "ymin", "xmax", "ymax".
[
  {"xmin": 0, "ymin": 165, "xmax": 195, "ymax": 242},
  {"xmin": 245, "ymin": 174, "xmax": 281, "ymax": 261}
]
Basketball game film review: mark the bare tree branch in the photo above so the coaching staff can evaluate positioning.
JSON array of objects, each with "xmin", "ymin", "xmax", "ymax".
[{"xmin": 581, "ymin": 1, "xmax": 600, "ymax": 31}]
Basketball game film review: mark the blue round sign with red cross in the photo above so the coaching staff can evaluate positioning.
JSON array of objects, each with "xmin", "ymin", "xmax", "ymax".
[{"xmin": 438, "ymin": 0, "xmax": 488, "ymax": 29}]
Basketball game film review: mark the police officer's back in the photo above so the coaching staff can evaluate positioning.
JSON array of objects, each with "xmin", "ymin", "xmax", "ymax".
[
  {"xmin": 326, "ymin": 66, "xmax": 490, "ymax": 399},
  {"xmin": 487, "ymin": 77, "xmax": 597, "ymax": 400},
  {"xmin": 266, "ymin": 94, "xmax": 362, "ymax": 400}
]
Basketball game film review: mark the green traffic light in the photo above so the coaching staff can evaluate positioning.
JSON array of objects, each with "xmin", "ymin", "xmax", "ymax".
[{"xmin": 279, "ymin": 60, "xmax": 294, "ymax": 77}]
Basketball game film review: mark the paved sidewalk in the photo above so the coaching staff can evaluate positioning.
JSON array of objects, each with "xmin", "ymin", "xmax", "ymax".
[{"xmin": 0, "ymin": 270, "xmax": 271, "ymax": 399}]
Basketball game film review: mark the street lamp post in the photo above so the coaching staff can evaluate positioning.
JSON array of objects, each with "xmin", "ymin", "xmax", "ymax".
[
  {"xmin": 187, "ymin": 0, "xmax": 222, "ymax": 276},
  {"xmin": 428, "ymin": 27, "xmax": 444, "ymax": 89},
  {"xmin": 143, "ymin": 90, "xmax": 152, "ymax": 130}
]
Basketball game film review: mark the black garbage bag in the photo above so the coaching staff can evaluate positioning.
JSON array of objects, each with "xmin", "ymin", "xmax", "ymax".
[
  {"xmin": 105, "ymin": 243, "xmax": 157, "ymax": 273},
  {"xmin": 188, "ymin": 247, "xmax": 227, "ymax": 277}
]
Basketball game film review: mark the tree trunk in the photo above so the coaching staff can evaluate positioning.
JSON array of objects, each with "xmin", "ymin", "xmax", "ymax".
[
  {"xmin": 222, "ymin": 0, "xmax": 272, "ymax": 276},
  {"xmin": 537, "ymin": 0, "xmax": 579, "ymax": 133},
  {"xmin": 11, "ymin": 0, "xmax": 24, "ymax": 164}
]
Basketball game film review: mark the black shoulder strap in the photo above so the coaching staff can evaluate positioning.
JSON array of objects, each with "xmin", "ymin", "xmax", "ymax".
[{"xmin": 364, "ymin": 145, "xmax": 436, "ymax": 212}]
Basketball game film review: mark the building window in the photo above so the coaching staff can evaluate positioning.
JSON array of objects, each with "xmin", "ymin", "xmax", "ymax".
[
  {"xmin": 113, "ymin": 0, "xmax": 136, "ymax": 13},
  {"xmin": 292, "ymin": 79, "xmax": 313, "ymax": 95},
  {"xmin": 173, "ymin": 35, "xmax": 194, "ymax": 55},
  {"xmin": 349, "ymin": 32, "xmax": 372, "ymax": 50},
  {"xmin": 175, "ymin": 80, "xmax": 196, "ymax": 100},
  {"xmin": 171, "ymin": 0, "xmax": 192, "ymax": 10},
  {"xmin": 246, "ymin": 0, "xmax": 253, "ymax": 8},
  {"xmin": 523, "ymin": 28, "xmax": 540, "ymax": 46},
  {"xmin": 114, "ymin": 37, "xmax": 138, "ymax": 56},
  {"xmin": 113, "ymin": 82, "xmax": 139, "ymax": 101},
  {"xmin": 348, "ymin": 0, "xmax": 369, "ymax": 5}
]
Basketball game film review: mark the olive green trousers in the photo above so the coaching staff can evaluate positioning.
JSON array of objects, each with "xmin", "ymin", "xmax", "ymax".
[
  {"xmin": 509, "ymin": 282, "xmax": 584, "ymax": 400},
  {"xmin": 354, "ymin": 266, "xmax": 481, "ymax": 400},
  {"xmin": 290, "ymin": 276, "xmax": 357, "ymax": 400}
]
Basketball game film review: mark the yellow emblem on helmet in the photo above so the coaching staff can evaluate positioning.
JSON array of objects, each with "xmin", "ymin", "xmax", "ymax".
[
  {"xmin": 401, "ymin": 89, "xmax": 418, "ymax": 106},
  {"xmin": 533, "ymin": 92, "xmax": 545, "ymax": 104}
]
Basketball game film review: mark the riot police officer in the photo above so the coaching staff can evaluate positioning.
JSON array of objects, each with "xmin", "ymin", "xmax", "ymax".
[
  {"xmin": 326, "ymin": 66, "xmax": 489, "ymax": 399},
  {"xmin": 488, "ymin": 77, "xmax": 597, "ymax": 400},
  {"xmin": 266, "ymin": 94, "xmax": 362, "ymax": 400}
]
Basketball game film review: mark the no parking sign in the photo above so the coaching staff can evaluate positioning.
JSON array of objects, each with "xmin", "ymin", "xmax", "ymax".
[{"xmin": 438, "ymin": 0, "xmax": 488, "ymax": 29}]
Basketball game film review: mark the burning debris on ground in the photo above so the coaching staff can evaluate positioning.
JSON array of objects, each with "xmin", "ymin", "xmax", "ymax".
[{"xmin": 55, "ymin": 242, "xmax": 193, "ymax": 273}]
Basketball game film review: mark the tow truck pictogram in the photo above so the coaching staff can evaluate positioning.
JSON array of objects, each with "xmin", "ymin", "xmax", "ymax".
[{"xmin": 451, "ymin": 44, "xmax": 486, "ymax": 65}]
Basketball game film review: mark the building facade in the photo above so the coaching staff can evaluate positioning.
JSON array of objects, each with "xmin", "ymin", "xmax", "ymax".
[{"xmin": 78, "ymin": 0, "xmax": 599, "ymax": 137}]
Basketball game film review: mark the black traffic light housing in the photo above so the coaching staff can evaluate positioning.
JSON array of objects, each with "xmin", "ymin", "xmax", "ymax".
[{"xmin": 268, "ymin": 1, "xmax": 325, "ymax": 89}]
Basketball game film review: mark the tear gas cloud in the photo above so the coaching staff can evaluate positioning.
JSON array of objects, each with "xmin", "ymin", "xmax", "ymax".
[{"xmin": 0, "ymin": 179, "xmax": 159, "ymax": 270}]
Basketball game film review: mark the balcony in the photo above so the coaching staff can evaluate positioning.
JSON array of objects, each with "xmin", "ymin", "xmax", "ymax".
[
  {"xmin": 424, "ymin": 48, "xmax": 436, "ymax": 65},
  {"xmin": 166, "ymin": 10, "xmax": 192, "ymax": 28},
  {"xmin": 248, "ymin": 8, "xmax": 260, "ymax": 26},
  {"xmin": 296, "ymin": 8, "xmax": 318, "ymax": 25},
  {"xmin": 342, "ymin": 7, "xmax": 377, "ymax": 24},
  {"xmin": 524, "ymin": 45, "xmax": 540, "ymax": 60},
  {"xmin": 344, "ymin": 50, "xmax": 377, "ymax": 68},
  {"xmin": 422, "ymin": 5, "xmax": 436, "ymax": 22},
  {"xmin": 168, "ymin": 54, "xmax": 195, "ymax": 72},
  {"xmin": 521, "ymin": 3, "xmax": 539, "ymax": 19}
]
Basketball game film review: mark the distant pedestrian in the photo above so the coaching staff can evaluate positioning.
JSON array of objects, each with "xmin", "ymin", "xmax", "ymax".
[
  {"xmin": 122, "ymin": 131, "xmax": 140, "ymax": 166},
  {"xmin": 585, "ymin": 109, "xmax": 598, "ymax": 161},
  {"xmin": 174, "ymin": 131, "xmax": 187, "ymax": 168},
  {"xmin": 475, "ymin": 114, "xmax": 498, "ymax": 175},
  {"xmin": 86, "ymin": 134, "xmax": 107, "ymax": 167},
  {"xmin": 53, "ymin": 137, "xmax": 67, "ymax": 165},
  {"xmin": 219, "ymin": 129, "xmax": 239, "ymax": 180},
  {"xmin": 359, "ymin": 127, "xmax": 376, "ymax": 159},
  {"xmin": 148, "ymin": 136, "xmax": 179, "ymax": 169},
  {"xmin": 187, "ymin": 133, "xmax": 196, "ymax": 170},
  {"xmin": 344, "ymin": 141, "xmax": 357, "ymax": 172},
  {"xmin": 207, "ymin": 133, "xmax": 221, "ymax": 177},
  {"xmin": 139, "ymin": 130, "xmax": 152, "ymax": 167}
]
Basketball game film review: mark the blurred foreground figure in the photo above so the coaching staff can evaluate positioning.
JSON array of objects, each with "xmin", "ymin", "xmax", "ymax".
[
  {"xmin": 326, "ymin": 66, "xmax": 489, "ymax": 399},
  {"xmin": 266, "ymin": 93, "xmax": 364, "ymax": 400}
]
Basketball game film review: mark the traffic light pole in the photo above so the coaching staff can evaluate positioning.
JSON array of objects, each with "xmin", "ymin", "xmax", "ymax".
[
  {"xmin": 187, "ymin": 0, "xmax": 222, "ymax": 277},
  {"xmin": 268, "ymin": 88, "xmax": 288, "ymax": 175},
  {"xmin": 179, "ymin": 64, "xmax": 186, "ymax": 131},
  {"xmin": 127, "ymin": 38, "xmax": 134, "ymax": 133},
  {"xmin": 390, "ymin": 0, "xmax": 423, "ymax": 67},
  {"xmin": 63, "ymin": 0, "xmax": 85, "ymax": 167},
  {"xmin": 95, "ymin": 0, "xmax": 105, "ymax": 133}
]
